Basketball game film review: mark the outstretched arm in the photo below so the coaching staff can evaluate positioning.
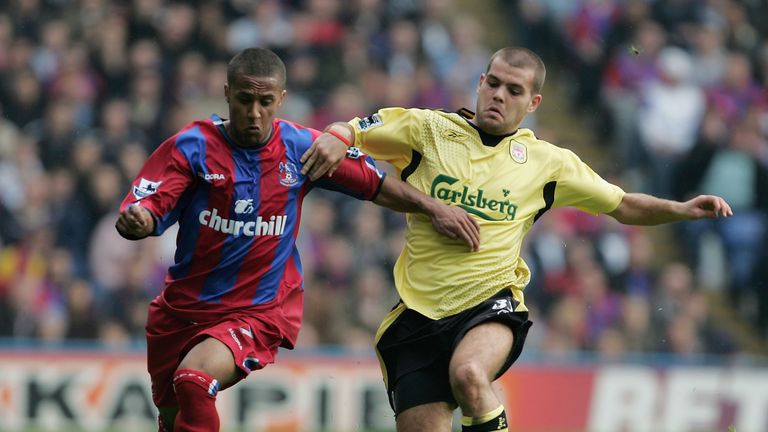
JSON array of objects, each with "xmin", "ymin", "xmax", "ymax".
[
  {"xmin": 375, "ymin": 176, "xmax": 480, "ymax": 251},
  {"xmin": 607, "ymin": 193, "xmax": 733, "ymax": 225}
]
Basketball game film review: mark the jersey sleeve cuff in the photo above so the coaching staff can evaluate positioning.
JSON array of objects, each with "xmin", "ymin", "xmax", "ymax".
[{"xmin": 369, "ymin": 172, "xmax": 387, "ymax": 202}]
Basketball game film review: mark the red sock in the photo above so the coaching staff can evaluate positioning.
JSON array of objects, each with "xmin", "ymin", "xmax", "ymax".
[{"xmin": 172, "ymin": 369, "xmax": 220, "ymax": 432}]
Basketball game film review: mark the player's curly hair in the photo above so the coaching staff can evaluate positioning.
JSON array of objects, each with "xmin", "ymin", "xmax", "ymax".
[
  {"xmin": 227, "ymin": 48, "xmax": 287, "ymax": 88},
  {"xmin": 487, "ymin": 47, "xmax": 546, "ymax": 94}
]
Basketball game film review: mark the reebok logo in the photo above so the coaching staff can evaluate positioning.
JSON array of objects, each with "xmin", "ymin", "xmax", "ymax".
[
  {"xmin": 441, "ymin": 129, "xmax": 467, "ymax": 142},
  {"xmin": 198, "ymin": 208, "xmax": 288, "ymax": 237}
]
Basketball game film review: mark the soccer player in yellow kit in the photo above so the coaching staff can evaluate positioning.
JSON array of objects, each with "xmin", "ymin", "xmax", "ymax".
[{"xmin": 301, "ymin": 47, "xmax": 733, "ymax": 432}]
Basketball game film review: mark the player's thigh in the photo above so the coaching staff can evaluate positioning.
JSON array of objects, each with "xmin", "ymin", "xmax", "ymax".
[
  {"xmin": 178, "ymin": 337, "xmax": 242, "ymax": 389},
  {"xmin": 396, "ymin": 401, "xmax": 454, "ymax": 432},
  {"xmin": 449, "ymin": 321, "xmax": 514, "ymax": 381},
  {"xmin": 146, "ymin": 299, "xmax": 199, "ymax": 408}
]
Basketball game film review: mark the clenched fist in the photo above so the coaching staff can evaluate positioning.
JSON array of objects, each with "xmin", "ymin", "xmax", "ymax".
[{"xmin": 115, "ymin": 204, "xmax": 155, "ymax": 240}]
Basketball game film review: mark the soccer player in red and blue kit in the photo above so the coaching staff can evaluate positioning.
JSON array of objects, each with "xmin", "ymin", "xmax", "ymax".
[{"xmin": 115, "ymin": 48, "xmax": 480, "ymax": 432}]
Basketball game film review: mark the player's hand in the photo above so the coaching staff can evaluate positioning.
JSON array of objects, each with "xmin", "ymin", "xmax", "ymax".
[
  {"xmin": 425, "ymin": 200, "xmax": 480, "ymax": 251},
  {"xmin": 684, "ymin": 195, "xmax": 733, "ymax": 219},
  {"xmin": 300, "ymin": 132, "xmax": 348, "ymax": 181},
  {"xmin": 115, "ymin": 204, "xmax": 155, "ymax": 239}
]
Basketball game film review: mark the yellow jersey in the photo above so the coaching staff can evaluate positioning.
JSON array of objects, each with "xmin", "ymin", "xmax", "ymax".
[{"xmin": 350, "ymin": 108, "xmax": 625, "ymax": 319}]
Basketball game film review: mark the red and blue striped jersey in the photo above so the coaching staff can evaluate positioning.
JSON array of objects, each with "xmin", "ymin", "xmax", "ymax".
[{"xmin": 120, "ymin": 115, "xmax": 384, "ymax": 344}]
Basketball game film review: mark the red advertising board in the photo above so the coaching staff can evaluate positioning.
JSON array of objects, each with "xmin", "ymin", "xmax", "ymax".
[{"xmin": 0, "ymin": 350, "xmax": 767, "ymax": 431}]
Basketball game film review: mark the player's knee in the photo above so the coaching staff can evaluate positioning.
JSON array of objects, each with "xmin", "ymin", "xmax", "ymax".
[
  {"xmin": 157, "ymin": 406, "xmax": 178, "ymax": 432},
  {"xmin": 449, "ymin": 361, "xmax": 489, "ymax": 399},
  {"xmin": 177, "ymin": 338, "xmax": 240, "ymax": 387}
]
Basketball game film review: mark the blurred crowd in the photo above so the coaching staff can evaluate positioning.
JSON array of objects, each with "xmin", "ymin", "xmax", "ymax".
[
  {"xmin": 506, "ymin": 0, "xmax": 768, "ymax": 356},
  {"xmin": 0, "ymin": 0, "xmax": 765, "ymax": 362}
]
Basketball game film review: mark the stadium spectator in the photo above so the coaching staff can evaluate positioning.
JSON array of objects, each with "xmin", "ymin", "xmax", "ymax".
[
  {"xmin": 1, "ymin": 68, "xmax": 45, "ymax": 128},
  {"xmin": 619, "ymin": 294, "xmax": 655, "ymax": 353},
  {"xmin": 706, "ymin": 51, "xmax": 764, "ymax": 123},
  {"xmin": 636, "ymin": 46, "xmax": 705, "ymax": 197},
  {"xmin": 675, "ymin": 111, "xmax": 768, "ymax": 318},
  {"xmin": 113, "ymin": 47, "xmax": 478, "ymax": 432},
  {"xmin": 601, "ymin": 19, "xmax": 666, "ymax": 176},
  {"xmin": 63, "ymin": 277, "xmax": 100, "ymax": 340},
  {"xmin": 541, "ymin": 295, "xmax": 587, "ymax": 358},
  {"xmin": 615, "ymin": 230, "xmax": 656, "ymax": 298},
  {"xmin": 301, "ymin": 46, "xmax": 733, "ymax": 432},
  {"xmin": 562, "ymin": 0, "xmax": 620, "ymax": 112},
  {"xmin": 689, "ymin": 24, "xmax": 728, "ymax": 87}
]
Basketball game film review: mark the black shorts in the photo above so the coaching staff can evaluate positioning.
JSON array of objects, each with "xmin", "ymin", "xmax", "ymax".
[{"xmin": 375, "ymin": 290, "xmax": 532, "ymax": 415}]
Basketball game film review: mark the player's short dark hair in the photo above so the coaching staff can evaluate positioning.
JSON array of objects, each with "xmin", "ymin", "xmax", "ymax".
[
  {"xmin": 486, "ymin": 47, "xmax": 546, "ymax": 94},
  {"xmin": 227, "ymin": 48, "xmax": 287, "ymax": 88}
]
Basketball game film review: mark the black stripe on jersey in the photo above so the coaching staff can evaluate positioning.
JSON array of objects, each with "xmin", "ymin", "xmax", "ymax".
[
  {"xmin": 533, "ymin": 181, "xmax": 557, "ymax": 222},
  {"xmin": 456, "ymin": 107, "xmax": 476, "ymax": 119},
  {"xmin": 401, "ymin": 150, "xmax": 423, "ymax": 181}
]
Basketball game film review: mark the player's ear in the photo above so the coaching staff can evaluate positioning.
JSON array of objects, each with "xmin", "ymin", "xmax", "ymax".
[
  {"xmin": 527, "ymin": 94, "xmax": 542, "ymax": 113},
  {"xmin": 477, "ymin": 73, "xmax": 486, "ymax": 94},
  {"xmin": 278, "ymin": 89, "xmax": 287, "ymax": 107},
  {"xmin": 224, "ymin": 83, "xmax": 230, "ymax": 103}
]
